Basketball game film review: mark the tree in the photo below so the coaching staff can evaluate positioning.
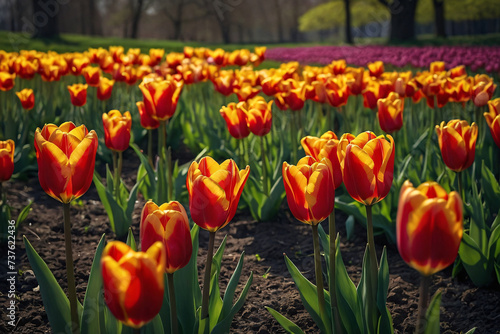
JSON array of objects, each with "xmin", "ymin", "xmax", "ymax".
[
  {"xmin": 377, "ymin": 0, "xmax": 419, "ymax": 41},
  {"xmin": 130, "ymin": 0, "xmax": 145, "ymax": 38},
  {"xmin": 32, "ymin": 0, "xmax": 59, "ymax": 38},
  {"xmin": 433, "ymin": 0, "xmax": 446, "ymax": 37},
  {"xmin": 344, "ymin": 0, "xmax": 353, "ymax": 44}
]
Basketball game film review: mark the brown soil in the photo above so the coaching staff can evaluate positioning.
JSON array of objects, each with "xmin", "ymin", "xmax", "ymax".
[{"xmin": 1, "ymin": 146, "xmax": 499, "ymax": 334}]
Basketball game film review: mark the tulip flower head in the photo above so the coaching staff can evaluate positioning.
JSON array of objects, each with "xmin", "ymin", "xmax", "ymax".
[
  {"xmin": 139, "ymin": 79, "xmax": 183, "ymax": 121},
  {"xmin": 282, "ymin": 156, "xmax": 335, "ymax": 225},
  {"xmin": 140, "ymin": 200, "xmax": 192, "ymax": 274},
  {"xmin": 220, "ymin": 102, "xmax": 251, "ymax": 139},
  {"xmin": 0, "ymin": 139, "xmax": 15, "ymax": 182},
  {"xmin": 82, "ymin": 66, "xmax": 101, "ymax": 86},
  {"xmin": 244, "ymin": 96, "xmax": 273, "ymax": 136},
  {"xmin": 102, "ymin": 110, "xmax": 132, "ymax": 152},
  {"xmin": 101, "ymin": 241, "xmax": 166, "ymax": 329},
  {"xmin": 377, "ymin": 92, "xmax": 404, "ymax": 134},
  {"xmin": 136, "ymin": 101, "xmax": 160, "ymax": 130},
  {"xmin": 34, "ymin": 122, "xmax": 98, "ymax": 203},
  {"xmin": 337, "ymin": 131, "xmax": 395, "ymax": 206},
  {"xmin": 16, "ymin": 88, "xmax": 35, "ymax": 110},
  {"xmin": 435, "ymin": 119, "xmax": 478, "ymax": 172},
  {"xmin": 485, "ymin": 98, "xmax": 500, "ymax": 148},
  {"xmin": 97, "ymin": 77, "xmax": 115, "ymax": 101},
  {"xmin": 187, "ymin": 157, "xmax": 250, "ymax": 232},
  {"xmin": 67, "ymin": 83, "xmax": 88, "ymax": 107},
  {"xmin": 0, "ymin": 71, "xmax": 15, "ymax": 91},
  {"xmin": 397, "ymin": 180, "xmax": 463, "ymax": 276}
]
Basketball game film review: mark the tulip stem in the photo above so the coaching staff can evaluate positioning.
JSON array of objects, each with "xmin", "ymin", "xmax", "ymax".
[
  {"xmin": 167, "ymin": 146, "xmax": 173, "ymax": 202},
  {"xmin": 201, "ymin": 231, "xmax": 216, "ymax": 321},
  {"xmin": 328, "ymin": 210, "xmax": 343, "ymax": 334},
  {"xmin": 457, "ymin": 171, "xmax": 464, "ymax": 203},
  {"xmin": 290, "ymin": 111, "xmax": 297, "ymax": 163},
  {"xmin": 158, "ymin": 121, "xmax": 167, "ymax": 203},
  {"xmin": 147, "ymin": 129, "xmax": 154, "ymax": 168},
  {"xmin": 415, "ymin": 275, "xmax": 431, "ymax": 334},
  {"xmin": 366, "ymin": 205, "xmax": 378, "ymax": 269},
  {"xmin": 365, "ymin": 204, "xmax": 379, "ymax": 333},
  {"xmin": 312, "ymin": 224, "xmax": 332, "ymax": 334},
  {"xmin": 261, "ymin": 136, "xmax": 269, "ymax": 196},
  {"xmin": 63, "ymin": 203, "xmax": 80, "ymax": 334},
  {"xmin": 167, "ymin": 273, "xmax": 179, "ymax": 334}
]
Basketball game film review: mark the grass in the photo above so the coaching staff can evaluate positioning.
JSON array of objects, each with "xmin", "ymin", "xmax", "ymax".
[{"xmin": 1, "ymin": 30, "xmax": 499, "ymax": 54}]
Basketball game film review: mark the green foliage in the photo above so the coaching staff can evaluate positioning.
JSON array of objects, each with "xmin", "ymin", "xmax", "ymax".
[{"xmin": 417, "ymin": 0, "xmax": 500, "ymax": 24}]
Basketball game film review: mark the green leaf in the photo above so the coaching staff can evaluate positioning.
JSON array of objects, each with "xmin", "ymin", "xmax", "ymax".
[
  {"xmin": 131, "ymin": 143, "xmax": 157, "ymax": 202},
  {"xmin": 376, "ymin": 247, "xmax": 393, "ymax": 334},
  {"xmin": 126, "ymin": 228, "xmax": 136, "ymax": 251},
  {"xmin": 469, "ymin": 176, "xmax": 487, "ymax": 256},
  {"xmin": 488, "ymin": 222, "xmax": 500, "ymax": 261},
  {"xmin": 142, "ymin": 314, "xmax": 164, "ymax": 334},
  {"xmin": 81, "ymin": 234, "xmax": 106, "ymax": 334},
  {"xmin": 266, "ymin": 307, "xmax": 305, "ymax": 334},
  {"xmin": 481, "ymin": 161, "xmax": 500, "ymax": 216},
  {"xmin": 208, "ymin": 235, "xmax": 227, "ymax": 331},
  {"xmin": 23, "ymin": 236, "xmax": 82, "ymax": 333},
  {"xmin": 16, "ymin": 200, "xmax": 33, "ymax": 229},
  {"xmin": 345, "ymin": 215, "xmax": 355, "ymax": 241},
  {"xmin": 260, "ymin": 177, "xmax": 286, "ymax": 221},
  {"xmin": 357, "ymin": 245, "xmax": 378, "ymax": 334},
  {"xmin": 459, "ymin": 233, "xmax": 493, "ymax": 287},
  {"xmin": 464, "ymin": 328, "xmax": 477, "ymax": 334},
  {"xmin": 219, "ymin": 252, "xmax": 246, "ymax": 321},
  {"xmin": 423, "ymin": 291, "xmax": 442, "ymax": 334},
  {"xmin": 284, "ymin": 255, "xmax": 330, "ymax": 334}
]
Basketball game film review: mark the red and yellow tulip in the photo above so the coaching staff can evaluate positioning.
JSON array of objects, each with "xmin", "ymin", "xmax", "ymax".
[
  {"xmin": 102, "ymin": 110, "xmax": 132, "ymax": 152},
  {"xmin": 244, "ymin": 96, "xmax": 273, "ymax": 136},
  {"xmin": 0, "ymin": 140, "xmax": 15, "ymax": 182},
  {"xmin": 136, "ymin": 101, "xmax": 160, "ymax": 130},
  {"xmin": 0, "ymin": 71, "xmax": 15, "ymax": 91},
  {"xmin": 377, "ymin": 92, "xmax": 404, "ymax": 133},
  {"xmin": 101, "ymin": 241, "xmax": 166, "ymax": 329},
  {"xmin": 397, "ymin": 180, "xmax": 463, "ymax": 276},
  {"xmin": 220, "ymin": 102, "xmax": 250, "ymax": 139},
  {"xmin": 67, "ymin": 83, "xmax": 88, "ymax": 107},
  {"xmin": 435, "ymin": 119, "xmax": 478, "ymax": 172},
  {"xmin": 16, "ymin": 88, "xmax": 35, "ymax": 110},
  {"xmin": 139, "ymin": 79, "xmax": 183, "ymax": 121},
  {"xmin": 485, "ymin": 98, "xmax": 500, "ymax": 148},
  {"xmin": 97, "ymin": 77, "xmax": 115, "ymax": 101}
]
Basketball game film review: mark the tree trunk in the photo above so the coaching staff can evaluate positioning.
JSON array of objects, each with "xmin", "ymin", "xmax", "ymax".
[
  {"xmin": 130, "ymin": 0, "xmax": 144, "ymax": 39},
  {"xmin": 344, "ymin": 0, "xmax": 353, "ymax": 44},
  {"xmin": 32, "ymin": 0, "xmax": 59, "ymax": 38},
  {"xmin": 273, "ymin": 0, "xmax": 285, "ymax": 42},
  {"xmin": 379, "ymin": 0, "xmax": 418, "ymax": 42},
  {"xmin": 433, "ymin": 0, "xmax": 446, "ymax": 38}
]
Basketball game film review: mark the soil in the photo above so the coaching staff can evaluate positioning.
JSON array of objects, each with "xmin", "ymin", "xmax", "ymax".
[{"xmin": 1, "ymin": 144, "xmax": 499, "ymax": 334}]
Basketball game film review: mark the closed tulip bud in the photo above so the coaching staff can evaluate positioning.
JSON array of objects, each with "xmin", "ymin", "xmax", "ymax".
[
  {"xmin": 187, "ymin": 157, "xmax": 250, "ymax": 232},
  {"xmin": 34, "ymin": 122, "xmax": 98, "ymax": 203},
  {"xmin": 485, "ymin": 98, "xmax": 500, "ymax": 148},
  {"xmin": 140, "ymin": 200, "xmax": 192, "ymax": 274},
  {"xmin": 245, "ymin": 96, "xmax": 273, "ymax": 136},
  {"xmin": 139, "ymin": 79, "xmax": 183, "ymax": 121},
  {"xmin": 301, "ymin": 131, "xmax": 350, "ymax": 190},
  {"xmin": 16, "ymin": 88, "xmax": 35, "ymax": 110},
  {"xmin": 337, "ymin": 131, "xmax": 395, "ymax": 206},
  {"xmin": 435, "ymin": 120, "xmax": 478, "ymax": 172},
  {"xmin": 0, "ymin": 140, "xmax": 15, "ymax": 182},
  {"xmin": 97, "ymin": 77, "xmax": 115, "ymax": 101},
  {"xmin": 397, "ymin": 180, "xmax": 463, "ymax": 276},
  {"xmin": 101, "ymin": 241, "xmax": 166, "ymax": 329},
  {"xmin": 472, "ymin": 75, "xmax": 496, "ymax": 107},
  {"xmin": 282, "ymin": 156, "xmax": 335, "ymax": 225},
  {"xmin": 220, "ymin": 102, "xmax": 250, "ymax": 139},
  {"xmin": 102, "ymin": 110, "xmax": 132, "ymax": 152},
  {"xmin": 136, "ymin": 101, "xmax": 160, "ymax": 130},
  {"xmin": 377, "ymin": 92, "xmax": 404, "ymax": 133},
  {"xmin": 67, "ymin": 83, "xmax": 88, "ymax": 107},
  {"xmin": 82, "ymin": 66, "xmax": 101, "ymax": 86},
  {"xmin": 0, "ymin": 71, "xmax": 15, "ymax": 91}
]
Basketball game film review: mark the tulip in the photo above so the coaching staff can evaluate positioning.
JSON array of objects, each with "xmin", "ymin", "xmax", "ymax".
[
  {"xmin": 485, "ymin": 98, "xmax": 500, "ymax": 148},
  {"xmin": 435, "ymin": 119, "xmax": 478, "ymax": 173},
  {"xmin": 102, "ymin": 110, "xmax": 132, "ymax": 152},
  {"xmin": 368, "ymin": 60, "xmax": 384, "ymax": 78},
  {"xmin": 244, "ymin": 96, "xmax": 273, "ymax": 137},
  {"xmin": 16, "ymin": 88, "xmax": 35, "ymax": 110},
  {"xmin": 396, "ymin": 180, "xmax": 463, "ymax": 333},
  {"xmin": 472, "ymin": 74, "xmax": 496, "ymax": 107},
  {"xmin": 82, "ymin": 66, "xmax": 101, "ymax": 86},
  {"xmin": 67, "ymin": 83, "xmax": 88, "ymax": 107},
  {"xmin": 139, "ymin": 79, "xmax": 183, "ymax": 121},
  {"xmin": 430, "ymin": 61, "xmax": 446, "ymax": 73},
  {"xmin": 337, "ymin": 131, "xmax": 395, "ymax": 206},
  {"xmin": 377, "ymin": 92, "xmax": 404, "ymax": 133},
  {"xmin": 97, "ymin": 77, "xmax": 115, "ymax": 101},
  {"xmin": 0, "ymin": 139, "xmax": 15, "ymax": 182},
  {"xmin": 101, "ymin": 241, "xmax": 166, "ymax": 329},
  {"xmin": 137, "ymin": 101, "xmax": 160, "ymax": 130},
  {"xmin": 0, "ymin": 71, "xmax": 15, "ymax": 91},
  {"xmin": 220, "ymin": 102, "xmax": 250, "ymax": 139},
  {"xmin": 187, "ymin": 157, "xmax": 249, "ymax": 323}
]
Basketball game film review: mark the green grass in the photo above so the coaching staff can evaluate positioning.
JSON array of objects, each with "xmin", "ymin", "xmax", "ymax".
[{"xmin": 1, "ymin": 30, "xmax": 499, "ymax": 54}]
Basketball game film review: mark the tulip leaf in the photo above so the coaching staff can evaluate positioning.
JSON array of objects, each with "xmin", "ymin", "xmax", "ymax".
[
  {"xmin": 16, "ymin": 200, "xmax": 33, "ymax": 230},
  {"xmin": 469, "ymin": 174, "xmax": 487, "ymax": 255},
  {"xmin": 376, "ymin": 247, "xmax": 393, "ymax": 334},
  {"xmin": 464, "ymin": 328, "xmax": 477, "ymax": 334},
  {"xmin": 260, "ymin": 176, "xmax": 286, "ymax": 221},
  {"xmin": 357, "ymin": 244, "xmax": 378, "ymax": 334},
  {"xmin": 266, "ymin": 307, "xmax": 305, "ymax": 334},
  {"xmin": 211, "ymin": 272, "xmax": 253, "ymax": 334},
  {"xmin": 209, "ymin": 235, "xmax": 227, "ymax": 331},
  {"xmin": 284, "ymin": 254, "xmax": 330, "ymax": 334},
  {"xmin": 459, "ymin": 233, "xmax": 493, "ymax": 287},
  {"xmin": 125, "ymin": 228, "xmax": 136, "ymax": 251},
  {"xmin": 423, "ymin": 291, "xmax": 442, "ymax": 334},
  {"xmin": 81, "ymin": 234, "xmax": 106, "ymax": 334},
  {"xmin": 131, "ymin": 143, "xmax": 157, "ymax": 202},
  {"xmin": 481, "ymin": 161, "xmax": 500, "ymax": 217},
  {"xmin": 23, "ymin": 236, "xmax": 83, "ymax": 333},
  {"xmin": 219, "ymin": 251, "xmax": 245, "ymax": 321},
  {"xmin": 488, "ymin": 220, "xmax": 500, "ymax": 261}
]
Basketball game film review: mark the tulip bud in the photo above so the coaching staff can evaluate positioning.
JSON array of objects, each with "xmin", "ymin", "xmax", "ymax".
[
  {"xmin": 377, "ymin": 92, "xmax": 404, "ymax": 134},
  {"xmin": 67, "ymin": 83, "xmax": 88, "ymax": 107},
  {"xmin": 102, "ymin": 110, "xmax": 132, "ymax": 152},
  {"xmin": 16, "ymin": 88, "xmax": 35, "ymax": 110},
  {"xmin": 435, "ymin": 119, "xmax": 478, "ymax": 172},
  {"xmin": 0, "ymin": 140, "xmax": 15, "ymax": 182}
]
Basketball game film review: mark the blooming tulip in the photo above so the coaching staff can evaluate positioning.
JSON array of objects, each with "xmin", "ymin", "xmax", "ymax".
[
  {"xmin": 140, "ymin": 200, "xmax": 192, "ymax": 274},
  {"xmin": 244, "ymin": 96, "xmax": 273, "ymax": 136},
  {"xmin": 34, "ymin": 122, "xmax": 98, "ymax": 203},
  {"xmin": 16, "ymin": 88, "xmax": 35, "ymax": 110},
  {"xmin": 136, "ymin": 101, "xmax": 160, "ymax": 130},
  {"xmin": 97, "ymin": 77, "xmax": 115, "ymax": 101},
  {"xmin": 139, "ymin": 79, "xmax": 183, "ymax": 121},
  {"xmin": 485, "ymin": 98, "xmax": 500, "ymax": 148},
  {"xmin": 435, "ymin": 120, "xmax": 478, "ymax": 172},
  {"xmin": 0, "ymin": 72, "xmax": 15, "ymax": 91},
  {"xmin": 337, "ymin": 131, "xmax": 395, "ymax": 206},
  {"xmin": 0, "ymin": 140, "xmax": 15, "ymax": 182},
  {"xmin": 368, "ymin": 61, "xmax": 384, "ymax": 78},
  {"xmin": 101, "ymin": 241, "xmax": 166, "ymax": 329},
  {"xmin": 67, "ymin": 83, "xmax": 88, "ymax": 107},
  {"xmin": 186, "ymin": 157, "xmax": 250, "ymax": 232},
  {"xmin": 377, "ymin": 92, "xmax": 404, "ymax": 133},
  {"xmin": 220, "ymin": 102, "xmax": 250, "ymax": 139},
  {"xmin": 282, "ymin": 156, "xmax": 335, "ymax": 225},
  {"xmin": 82, "ymin": 66, "xmax": 101, "ymax": 86},
  {"xmin": 397, "ymin": 180, "xmax": 463, "ymax": 276},
  {"xmin": 102, "ymin": 110, "xmax": 132, "ymax": 152}
]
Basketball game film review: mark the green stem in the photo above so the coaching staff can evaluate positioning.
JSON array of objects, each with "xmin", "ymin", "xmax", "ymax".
[
  {"xmin": 457, "ymin": 171, "xmax": 464, "ymax": 203},
  {"xmin": 312, "ymin": 224, "xmax": 332, "ymax": 334},
  {"xmin": 167, "ymin": 273, "xmax": 179, "ymax": 334},
  {"xmin": 201, "ymin": 231, "xmax": 216, "ymax": 320},
  {"xmin": 158, "ymin": 121, "xmax": 167, "ymax": 203},
  {"xmin": 167, "ymin": 146, "xmax": 173, "ymax": 202},
  {"xmin": 63, "ymin": 203, "xmax": 80, "ymax": 334},
  {"xmin": 147, "ymin": 129, "xmax": 154, "ymax": 168},
  {"xmin": 366, "ymin": 205, "xmax": 378, "ymax": 269},
  {"xmin": 365, "ymin": 204, "xmax": 379, "ymax": 333},
  {"xmin": 328, "ymin": 210, "xmax": 343, "ymax": 334},
  {"xmin": 239, "ymin": 139, "xmax": 244, "ymax": 166},
  {"xmin": 261, "ymin": 136, "xmax": 269, "ymax": 196},
  {"xmin": 290, "ymin": 111, "xmax": 297, "ymax": 163},
  {"xmin": 415, "ymin": 275, "xmax": 431, "ymax": 334},
  {"xmin": 113, "ymin": 151, "xmax": 119, "ymax": 200}
]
